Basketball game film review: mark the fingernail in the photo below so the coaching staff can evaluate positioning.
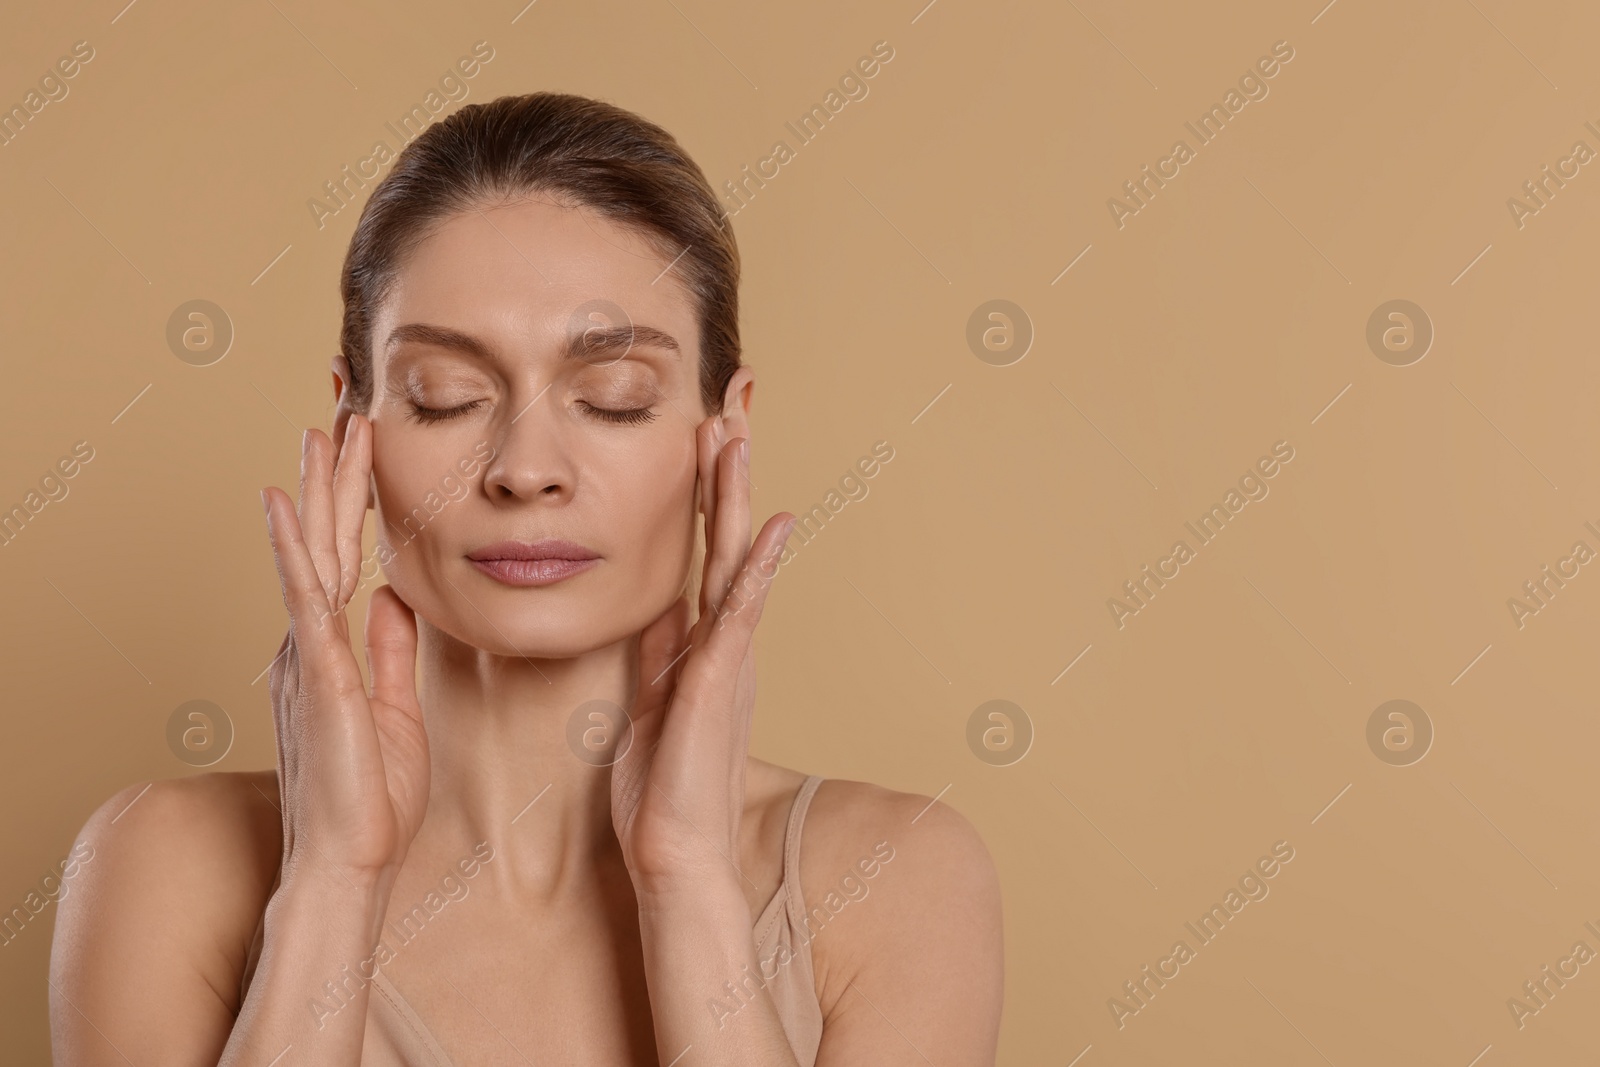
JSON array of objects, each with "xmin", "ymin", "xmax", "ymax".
[
  {"xmin": 260, "ymin": 489, "xmax": 270, "ymax": 515},
  {"xmin": 714, "ymin": 418, "xmax": 726, "ymax": 447},
  {"xmin": 302, "ymin": 428, "xmax": 312, "ymax": 455},
  {"xmin": 738, "ymin": 437, "xmax": 749, "ymax": 465}
]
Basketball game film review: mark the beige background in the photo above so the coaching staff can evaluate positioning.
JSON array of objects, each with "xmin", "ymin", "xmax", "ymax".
[{"xmin": 3, "ymin": 0, "xmax": 1598, "ymax": 1061}]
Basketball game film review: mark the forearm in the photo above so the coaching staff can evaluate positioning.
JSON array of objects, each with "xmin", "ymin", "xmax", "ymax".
[
  {"xmin": 217, "ymin": 863, "xmax": 393, "ymax": 1066},
  {"xmin": 637, "ymin": 877, "xmax": 803, "ymax": 1067}
]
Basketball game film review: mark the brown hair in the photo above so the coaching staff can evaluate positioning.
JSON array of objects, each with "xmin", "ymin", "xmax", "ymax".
[{"xmin": 337, "ymin": 91, "xmax": 740, "ymax": 415}]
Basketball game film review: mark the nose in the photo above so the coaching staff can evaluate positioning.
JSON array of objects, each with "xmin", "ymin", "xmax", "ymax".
[{"xmin": 480, "ymin": 389, "xmax": 576, "ymax": 504}]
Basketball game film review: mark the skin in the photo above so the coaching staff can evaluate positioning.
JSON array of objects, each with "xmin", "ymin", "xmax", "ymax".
[{"xmin": 48, "ymin": 194, "xmax": 1004, "ymax": 1065}]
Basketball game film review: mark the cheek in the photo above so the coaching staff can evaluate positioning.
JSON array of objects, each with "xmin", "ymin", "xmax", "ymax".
[
  {"xmin": 610, "ymin": 434, "xmax": 698, "ymax": 550},
  {"xmin": 369, "ymin": 435, "xmax": 462, "ymax": 557},
  {"xmin": 588, "ymin": 433, "xmax": 700, "ymax": 616}
]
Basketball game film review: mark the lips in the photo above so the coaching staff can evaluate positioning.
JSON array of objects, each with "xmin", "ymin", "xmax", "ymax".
[{"xmin": 466, "ymin": 540, "xmax": 601, "ymax": 587}]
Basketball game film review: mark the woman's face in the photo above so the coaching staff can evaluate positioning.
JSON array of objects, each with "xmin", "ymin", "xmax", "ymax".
[{"xmin": 349, "ymin": 195, "xmax": 722, "ymax": 658}]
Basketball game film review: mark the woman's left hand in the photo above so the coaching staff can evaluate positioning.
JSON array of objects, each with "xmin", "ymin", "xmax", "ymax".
[{"xmin": 610, "ymin": 419, "xmax": 795, "ymax": 899}]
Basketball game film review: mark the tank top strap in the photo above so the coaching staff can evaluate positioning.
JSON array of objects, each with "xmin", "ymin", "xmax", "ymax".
[
  {"xmin": 369, "ymin": 970, "xmax": 457, "ymax": 1065},
  {"xmin": 781, "ymin": 775, "xmax": 825, "ymax": 931}
]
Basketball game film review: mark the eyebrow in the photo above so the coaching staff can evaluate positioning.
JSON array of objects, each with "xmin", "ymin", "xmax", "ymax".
[{"xmin": 384, "ymin": 321, "xmax": 681, "ymax": 364}]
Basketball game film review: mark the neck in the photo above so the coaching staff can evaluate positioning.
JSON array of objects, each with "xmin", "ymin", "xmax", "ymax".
[{"xmin": 411, "ymin": 616, "xmax": 640, "ymax": 900}]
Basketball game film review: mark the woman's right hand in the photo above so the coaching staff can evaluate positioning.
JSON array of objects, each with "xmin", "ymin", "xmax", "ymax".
[{"xmin": 260, "ymin": 414, "xmax": 430, "ymax": 897}]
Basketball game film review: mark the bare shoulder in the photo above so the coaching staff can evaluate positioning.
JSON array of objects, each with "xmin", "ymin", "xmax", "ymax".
[
  {"xmin": 800, "ymin": 776, "xmax": 1002, "ymax": 933},
  {"xmin": 805, "ymin": 776, "xmax": 996, "ymax": 865},
  {"xmin": 55, "ymin": 769, "xmax": 283, "ymax": 934},
  {"xmin": 797, "ymin": 776, "xmax": 1005, "ymax": 1064},
  {"xmin": 50, "ymin": 770, "xmax": 283, "ymax": 1056}
]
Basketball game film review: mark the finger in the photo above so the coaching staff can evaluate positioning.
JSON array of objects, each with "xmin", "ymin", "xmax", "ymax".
[
  {"xmin": 699, "ymin": 417, "xmax": 724, "ymax": 528},
  {"xmin": 331, "ymin": 414, "xmax": 371, "ymax": 610},
  {"xmin": 706, "ymin": 511, "xmax": 794, "ymax": 647},
  {"xmin": 261, "ymin": 494, "xmax": 346, "ymax": 791},
  {"xmin": 702, "ymin": 435, "xmax": 752, "ymax": 620},
  {"xmin": 298, "ymin": 429, "xmax": 341, "ymax": 607},
  {"xmin": 269, "ymin": 641, "xmax": 303, "ymax": 793},
  {"xmin": 696, "ymin": 427, "xmax": 713, "ymax": 618},
  {"xmin": 696, "ymin": 417, "xmax": 723, "ymax": 617},
  {"xmin": 262, "ymin": 486, "xmax": 338, "ymax": 656},
  {"xmin": 265, "ymin": 629, "xmax": 294, "ymax": 767},
  {"xmin": 365, "ymin": 585, "xmax": 420, "ymax": 718}
]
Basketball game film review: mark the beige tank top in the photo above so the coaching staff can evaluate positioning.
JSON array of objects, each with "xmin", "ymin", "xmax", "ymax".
[{"xmin": 240, "ymin": 775, "xmax": 827, "ymax": 1065}]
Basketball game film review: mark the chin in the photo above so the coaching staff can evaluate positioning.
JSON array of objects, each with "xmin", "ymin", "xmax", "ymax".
[
  {"xmin": 401, "ymin": 570, "xmax": 677, "ymax": 661},
  {"xmin": 427, "ymin": 606, "xmax": 628, "ymax": 660}
]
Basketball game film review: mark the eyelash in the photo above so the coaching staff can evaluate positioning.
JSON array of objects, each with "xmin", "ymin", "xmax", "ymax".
[
  {"xmin": 406, "ymin": 399, "xmax": 484, "ymax": 424},
  {"xmin": 577, "ymin": 400, "xmax": 660, "ymax": 425},
  {"xmin": 404, "ymin": 399, "xmax": 659, "ymax": 425}
]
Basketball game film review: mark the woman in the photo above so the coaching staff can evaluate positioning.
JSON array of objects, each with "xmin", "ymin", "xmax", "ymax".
[{"xmin": 49, "ymin": 92, "xmax": 1003, "ymax": 1065}]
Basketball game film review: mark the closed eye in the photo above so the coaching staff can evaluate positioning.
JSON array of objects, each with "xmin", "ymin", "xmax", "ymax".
[
  {"xmin": 578, "ymin": 400, "xmax": 659, "ymax": 425},
  {"xmin": 406, "ymin": 399, "xmax": 485, "ymax": 424}
]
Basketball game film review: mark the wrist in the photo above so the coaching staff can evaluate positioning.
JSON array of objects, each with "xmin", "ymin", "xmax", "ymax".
[
  {"xmin": 634, "ymin": 868, "xmax": 748, "ymax": 918},
  {"xmin": 271, "ymin": 856, "xmax": 395, "ymax": 946},
  {"xmin": 279, "ymin": 845, "xmax": 399, "ymax": 897}
]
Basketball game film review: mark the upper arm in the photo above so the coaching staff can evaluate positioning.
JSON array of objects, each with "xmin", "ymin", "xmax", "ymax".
[
  {"xmin": 49, "ymin": 772, "xmax": 281, "ymax": 1066},
  {"xmin": 805, "ymin": 782, "xmax": 1005, "ymax": 1067}
]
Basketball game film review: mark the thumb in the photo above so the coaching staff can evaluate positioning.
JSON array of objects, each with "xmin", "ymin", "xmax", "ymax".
[
  {"xmin": 633, "ymin": 595, "xmax": 691, "ymax": 721},
  {"xmin": 612, "ymin": 596, "xmax": 691, "ymax": 841},
  {"xmin": 365, "ymin": 585, "xmax": 420, "ymax": 714},
  {"xmin": 625, "ymin": 595, "xmax": 692, "ymax": 762}
]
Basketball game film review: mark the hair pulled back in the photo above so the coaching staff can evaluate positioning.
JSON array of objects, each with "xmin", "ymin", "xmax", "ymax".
[{"xmin": 338, "ymin": 91, "xmax": 741, "ymax": 415}]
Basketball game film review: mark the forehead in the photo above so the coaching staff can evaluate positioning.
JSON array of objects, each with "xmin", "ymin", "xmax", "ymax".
[{"xmin": 372, "ymin": 195, "xmax": 701, "ymax": 366}]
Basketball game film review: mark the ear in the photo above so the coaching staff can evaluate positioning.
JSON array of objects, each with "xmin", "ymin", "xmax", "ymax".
[
  {"xmin": 330, "ymin": 354, "xmax": 375, "ymax": 511},
  {"xmin": 718, "ymin": 365, "xmax": 755, "ymax": 444},
  {"xmin": 694, "ymin": 365, "xmax": 755, "ymax": 521},
  {"xmin": 330, "ymin": 354, "xmax": 354, "ymax": 444}
]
